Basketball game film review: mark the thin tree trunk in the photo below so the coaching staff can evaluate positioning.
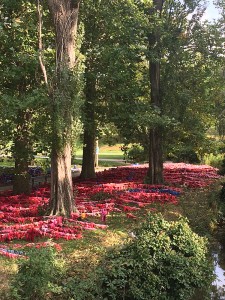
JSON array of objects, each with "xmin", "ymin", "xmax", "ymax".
[
  {"xmin": 80, "ymin": 4, "xmax": 100, "ymax": 180},
  {"xmin": 148, "ymin": 127, "xmax": 163, "ymax": 184},
  {"xmin": 80, "ymin": 63, "xmax": 97, "ymax": 179},
  {"xmin": 147, "ymin": 0, "xmax": 164, "ymax": 184},
  {"xmin": 13, "ymin": 110, "xmax": 31, "ymax": 195},
  {"xmin": 47, "ymin": 0, "xmax": 80, "ymax": 216}
]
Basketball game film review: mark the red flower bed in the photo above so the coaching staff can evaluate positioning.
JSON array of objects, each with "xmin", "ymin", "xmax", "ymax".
[{"xmin": 0, "ymin": 163, "xmax": 220, "ymax": 257}]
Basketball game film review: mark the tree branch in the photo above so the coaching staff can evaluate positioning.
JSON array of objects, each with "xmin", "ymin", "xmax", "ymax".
[{"xmin": 37, "ymin": 0, "xmax": 48, "ymax": 86}]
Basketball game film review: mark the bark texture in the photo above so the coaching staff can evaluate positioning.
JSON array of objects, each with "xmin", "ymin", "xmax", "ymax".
[
  {"xmin": 50, "ymin": 144, "xmax": 73, "ymax": 215},
  {"xmin": 147, "ymin": 0, "xmax": 164, "ymax": 184},
  {"xmin": 80, "ymin": 63, "xmax": 97, "ymax": 179},
  {"xmin": 48, "ymin": 0, "xmax": 80, "ymax": 69},
  {"xmin": 47, "ymin": 0, "xmax": 80, "ymax": 216},
  {"xmin": 80, "ymin": 4, "xmax": 99, "ymax": 179}
]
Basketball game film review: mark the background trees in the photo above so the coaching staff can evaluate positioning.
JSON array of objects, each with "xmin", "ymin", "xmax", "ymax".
[
  {"xmin": 0, "ymin": 0, "xmax": 224, "ymax": 215},
  {"xmin": 0, "ymin": 0, "xmax": 47, "ymax": 194}
]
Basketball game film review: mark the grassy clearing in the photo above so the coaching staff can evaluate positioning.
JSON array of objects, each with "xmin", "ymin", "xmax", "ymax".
[
  {"xmin": 73, "ymin": 160, "xmax": 126, "ymax": 168},
  {"xmin": 0, "ymin": 145, "xmax": 126, "ymax": 170},
  {"xmin": 75, "ymin": 144, "xmax": 124, "ymax": 160},
  {"xmin": 96, "ymin": 161, "xmax": 126, "ymax": 167},
  {"xmin": 0, "ymin": 258, "xmax": 18, "ymax": 299},
  {"xmin": 74, "ymin": 144, "xmax": 127, "ymax": 167}
]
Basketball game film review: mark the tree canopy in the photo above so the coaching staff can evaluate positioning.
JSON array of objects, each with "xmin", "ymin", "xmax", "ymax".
[{"xmin": 0, "ymin": 0, "xmax": 224, "ymax": 215}]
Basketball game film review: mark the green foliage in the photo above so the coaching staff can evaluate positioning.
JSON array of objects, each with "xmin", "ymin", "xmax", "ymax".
[
  {"xmin": 62, "ymin": 273, "xmax": 103, "ymax": 300},
  {"xmin": 219, "ymin": 182, "xmax": 225, "ymax": 203},
  {"xmin": 218, "ymin": 156, "xmax": 225, "ymax": 175},
  {"xmin": 50, "ymin": 63, "xmax": 84, "ymax": 153},
  {"xmin": 168, "ymin": 147, "xmax": 200, "ymax": 164},
  {"xmin": 165, "ymin": 134, "xmax": 225, "ymax": 164},
  {"xmin": 33, "ymin": 158, "xmax": 51, "ymax": 174},
  {"xmin": 0, "ymin": 166, "xmax": 14, "ymax": 176},
  {"xmin": 0, "ymin": 1, "xmax": 53, "ymax": 172},
  {"xmin": 10, "ymin": 244, "xmax": 65, "ymax": 300},
  {"xmin": 98, "ymin": 125, "xmax": 122, "ymax": 147},
  {"xmin": 97, "ymin": 161, "xmax": 125, "ymax": 167},
  {"xmin": 100, "ymin": 214, "xmax": 213, "ymax": 300},
  {"xmin": 127, "ymin": 144, "xmax": 147, "ymax": 162},
  {"xmin": 202, "ymin": 153, "xmax": 224, "ymax": 169}
]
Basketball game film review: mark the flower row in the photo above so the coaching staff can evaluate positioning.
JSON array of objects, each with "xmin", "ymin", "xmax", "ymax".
[{"xmin": 0, "ymin": 163, "xmax": 220, "ymax": 255}]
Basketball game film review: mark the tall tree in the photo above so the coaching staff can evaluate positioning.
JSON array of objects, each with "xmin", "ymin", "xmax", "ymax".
[
  {"xmin": 79, "ymin": 0, "xmax": 100, "ymax": 179},
  {"xmin": 160, "ymin": 0, "xmax": 224, "ymax": 160},
  {"xmin": 79, "ymin": 0, "xmax": 144, "ymax": 179},
  {"xmin": 47, "ymin": 0, "xmax": 81, "ymax": 216},
  {"xmin": 144, "ymin": 0, "xmax": 219, "ymax": 179},
  {"xmin": 147, "ymin": 0, "xmax": 164, "ymax": 184},
  {"xmin": 80, "ymin": 65, "xmax": 97, "ymax": 179},
  {"xmin": 0, "ymin": 1, "xmax": 45, "ymax": 194},
  {"xmin": 212, "ymin": 0, "xmax": 225, "ymax": 139}
]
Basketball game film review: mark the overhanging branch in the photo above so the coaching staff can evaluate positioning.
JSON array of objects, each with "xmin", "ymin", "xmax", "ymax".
[{"xmin": 37, "ymin": 0, "xmax": 48, "ymax": 86}]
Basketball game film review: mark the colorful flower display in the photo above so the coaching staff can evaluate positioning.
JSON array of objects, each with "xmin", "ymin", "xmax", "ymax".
[{"xmin": 0, "ymin": 163, "xmax": 220, "ymax": 258}]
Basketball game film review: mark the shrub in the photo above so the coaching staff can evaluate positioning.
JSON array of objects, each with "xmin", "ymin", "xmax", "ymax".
[
  {"xmin": 33, "ymin": 158, "xmax": 51, "ymax": 174},
  {"xmin": 201, "ymin": 153, "xmax": 224, "ymax": 169},
  {"xmin": 100, "ymin": 214, "xmax": 213, "ymax": 300},
  {"xmin": 220, "ymin": 182, "xmax": 225, "ymax": 202},
  {"xmin": 217, "ymin": 156, "xmax": 225, "ymax": 175},
  {"xmin": 62, "ymin": 273, "xmax": 103, "ymax": 300},
  {"xmin": 170, "ymin": 148, "xmax": 200, "ymax": 164},
  {"xmin": 127, "ymin": 144, "xmax": 147, "ymax": 162},
  {"xmin": 10, "ymin": 243, "xmax": 65, "ymax": 300}
]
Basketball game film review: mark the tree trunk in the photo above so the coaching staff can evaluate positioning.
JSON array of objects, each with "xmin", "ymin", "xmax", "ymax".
[
  {"xmin": 13, "ymin": 110, "xmax": 31, "ymax": 195},
  {"xmin": 80, "ymin": 4, "xmax": 99, "ymax": 180},
  {"xmin": 80, "ymin": 129, "xmax": 96, "ymax": 179},
  {"xmin": 147, "ymin": 0, "xmax": 164, "ymax": 184},
  {"xmin": 80, "ymin": 63, "xmax": 97, "ymax": 179},
  {"xmin": 148, "ymin": 127, "xmax": 163, "ymax": 184},
  {"xmin": 49, "ymin": 144, "xmax": 74, "ymax": 215},
  {"xmin": 47, "ymin": 0, "xmax": 80, "ymax": 216}
]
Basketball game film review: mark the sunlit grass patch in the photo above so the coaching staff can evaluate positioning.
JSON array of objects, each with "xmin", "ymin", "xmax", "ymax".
[{"xmin": 0, "ymin": 257, "xmax": 18, "ymax": 299}]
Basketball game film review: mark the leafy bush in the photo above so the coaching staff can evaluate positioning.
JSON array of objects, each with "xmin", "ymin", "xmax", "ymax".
[
  {"xmin": 168, "ymin": 147, "xmax": 200, "ymax": 164},
  {"xmin": 33, "ymin": 158, "xmax": 51, "ymax": 174},
  {"xmin": 10, "ymin": 243, "xmax": 65, "ymax": 300},
  {"xmin": 218, "ymin": 157, "xmax": 225, "ymax": 175},
  {"xmin": 220, "ymin": 182, "xmax": 225, "ymax": 203},
  {"xmin": 62, "ymin": 273, "xmax": 103, "ymax": 300},
  {"xmin": 100, "ymin": 214, "xmax": 213, "ymax": 300},
  {"xmin": 127, "ymin": 144, "xmax": 147, "ymax": 162},
  {"xmin": 202, "ymin": 153, "xmax": 224, "ymax": 169}
]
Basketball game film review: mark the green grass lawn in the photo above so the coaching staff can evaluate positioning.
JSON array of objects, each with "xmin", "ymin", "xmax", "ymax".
[
  {"xmin": 0, "ymin": 145, "xmax": 127, "ymax": 171},
  {"xmin": 73, "ymin": 160, "xmax": 126, "ymax": 168},
  {"xmin": 74, "ymin": 144, "xmax": 127, "ymax": 167},
  {"xmin": 75, "ymin": 144, "xmax": 125, "ymax": 160},
  {"xmin": 75, "ymin": 153, "xmax": 124, "ymax": 160}
]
